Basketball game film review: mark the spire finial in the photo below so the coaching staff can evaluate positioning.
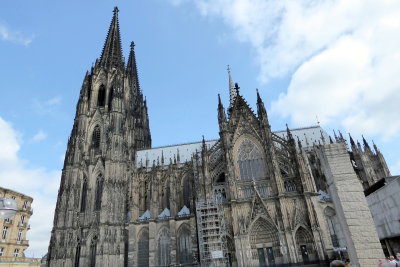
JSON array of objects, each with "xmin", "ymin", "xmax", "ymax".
[
  {"xmin": 228, "ymin": 66, "xmax": 237, "ymax": 105},
  {"xmin": 100, "ymin": 7, "xmax": 123, "ymax": 69}
]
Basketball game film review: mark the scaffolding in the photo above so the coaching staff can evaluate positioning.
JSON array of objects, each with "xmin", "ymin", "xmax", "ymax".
[{"xmin": 196, "ymin": 194, "xmax": 229, "ymax": 267}]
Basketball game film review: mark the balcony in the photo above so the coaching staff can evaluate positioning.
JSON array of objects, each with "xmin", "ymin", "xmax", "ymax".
[
  {"xmin": 18, "ymin": 222, "xmax": 28, "ymax": 228},
  {"xmin": 15, "ymin": 239, "xmax": 29, "ymax": 246},
  {"xmin": 4, "ymin": 219, "xmax": 13, "ymax": 225}
]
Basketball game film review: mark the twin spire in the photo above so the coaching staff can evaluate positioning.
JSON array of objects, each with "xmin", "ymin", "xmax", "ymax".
[
  {"xmin": 100, "ymin": 7, "xmax": 124, "ymax": 69},
  {"xmin": 100, "ymin": 6, "xmax": 138, "ymax": 82}
]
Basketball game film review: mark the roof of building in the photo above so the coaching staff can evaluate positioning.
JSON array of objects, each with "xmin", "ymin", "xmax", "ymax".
[
  {"xmin": 135, "ymin": 125, "xmax": 330, "ymax": 168},
  {"xmin": 0, "ymin": 186, "xmax": 33, "ymax": 201}
]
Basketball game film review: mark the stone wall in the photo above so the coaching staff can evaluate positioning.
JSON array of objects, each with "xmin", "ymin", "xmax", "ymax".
[{"xmin": 318, "ymin": 143, "xmax": 384, "ymax": 267}]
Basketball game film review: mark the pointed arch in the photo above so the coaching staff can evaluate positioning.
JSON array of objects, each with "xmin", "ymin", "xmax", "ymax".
[
  {"xmin": 94, "ymin": 174, "xmax": 104, "ymax": 211},
  {"xmin": 234, "ymin": 136, "xmax": 267, "ymax": 181},
  {"xmin": 89, "ymin": 236, "xmax": 98, "ymax": 267},
  {"xmin": 74, "ymin": 242, "xmax": 81, "ymax": 267},
  {"xmin": 80, "ymin": 177, "xmax": 88, "ymax": 212},
  {"xmin": 249, "ymin": 217, "xmax": 280, "ymax": 266},
  {"xmin": 157, "ymin": 227, "xmax": 171, "ymax": 266},
  {"xmin": 295, "ymin": 226, "xmax": 315, "ymax": 263},
  {"xmin": 108, "ymin": 86, "xmax": 114, "ymax": 110},
  {"xmin": 137, "ymin": 228, "xmax": 149, "ymax": 267},
  {"xmin": 177, "ymin": 224, "xmax": 192, "ymax": 264},
  {"xmin": 97, "ymin": 84, "xmax": 105, "ymax": 107},
  {"xmin": 181, "ymin": 174, "xmax": 191, "ymax": 209}
]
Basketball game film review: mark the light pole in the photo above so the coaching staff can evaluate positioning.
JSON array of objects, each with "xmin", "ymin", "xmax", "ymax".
[{"xmin": 0, "ymin": 198, "xmax": 18, "ymax": 219}]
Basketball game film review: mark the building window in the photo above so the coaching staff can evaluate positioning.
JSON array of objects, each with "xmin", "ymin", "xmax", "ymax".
[
  {"xmin": 20, "ymin": 215, "xmax": 25, "ymax": 225},
  {"xmin": 0, "ymin": 247, "xmax": 4, "ymax": 256},
  {"xmin": 11, "ymin": 196, "xmax": 16, "ymax": 200},
  {"xmin": 178, "ymin": 227, "xmax": 192, "ymax": 264},
  {"xmin": 108, "ymin": 87, "xmax": 114, "ymax": 110},
  {"xmin": 74, "ymin": 243, "xmax": 81, "ymax": 267},
  {"xmin": 98, "ymin": 85, "xmax": 105, "ymax": 107},
  {"xmin": 92, "ymin": 125, "xmax": 101, "ymax": 149},
  {"xmin": 138, "ymin": 228, "xmax": 149, "ymax": 267},
  {"xmin": 94, "ymin": 176, "xmax": 104, "ymax": 211},
  {"xmin": 22, "ymin": 201, "xmax": 28, "ymax": 210},
  {"xmin": 157, "ymin": 228, "xmax": 171, "ymax": 266},
  {"xmin": 90, "ymin": 242, "xmax": 97, "ymax": 267},
  {"xmin": 237, "ymin": 139, "xmax": 267, "ymax": 181},
  {"xmin": 4, "ymin": 218, "xmax": 10, "ymax": 223},
  {"xmin": 13, "ymin": 248, "xmax": 19, "ymax": 257},
  {"xmin": 17, "ymin": 229, "xmax": 22, "ymax": 241},
  {"xmin": 2, "ymin": 227, "xmax": 8, "ymax": 240},
  {"xmin": 80, "ymin": 178, "xmax": 88, "ymax": 212}
]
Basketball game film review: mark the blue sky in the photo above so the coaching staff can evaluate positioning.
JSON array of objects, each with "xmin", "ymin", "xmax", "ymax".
[{"xmin": 1, "ymin": 0, "xmax": 399, "ymax": 257}]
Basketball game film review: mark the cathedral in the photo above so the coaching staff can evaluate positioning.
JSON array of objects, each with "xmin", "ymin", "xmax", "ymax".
[{"xmin": 46, "ymin": 7, "xmax": 389, "ymax": 267}]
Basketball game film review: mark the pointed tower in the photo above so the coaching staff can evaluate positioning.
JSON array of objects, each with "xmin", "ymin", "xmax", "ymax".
[
  {"xmin": 228, "ymin": 65, "xmax": 237, "ymax": 106},
  {"xmin": 47, "ymin": 7, "xmax": 151, "ymax": 267}
]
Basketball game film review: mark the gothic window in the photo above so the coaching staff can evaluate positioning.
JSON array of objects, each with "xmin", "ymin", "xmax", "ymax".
[
  {"xmin": 89, "ymin": 241, "xmax": 97, "ymax": 267},
  {"xmin": 138, "ymin": 228, "xmax": 149, "ymax": 267},
  {"xmin": 98, "ymin": 85, "xmax": 105, "ymax": 107},
  {"xmin": 324, "ymin": 207, "xmax": 339, "ymax": 247},
  {"xmin": 237, "ymin": 139, "xmax": 267, "ymax": 181},
  {"xmin": 80, "ymin": 178, "xmax": 88, "ymax": 212},
  {"xmin": 178, "ymin": 226, "xmax": 192, "ymax": 264},
  {"xmin": 108, "ymin": 87, "xmax": 113, "ymax": 110},
  {"xmin": 92, "ymin": 126, "xmax": 101, "ymax": 149},
  {"xmin": 94, "ymin": 175, "xmax": 104, "ymax": 211},
  {"xmin": 182, "ymin": 176, "xmax": 191, "ymax": 209},
  {"xmin": 74, "ymin": 243, "xmax": 81, "ymax": 267},
  {"xmin": 216, "ymin": 172, "xmax": 226, "ymax": 183},
  {"xmin": 157, "ymin": 228, "xmax": 171, "ymax": 266}
]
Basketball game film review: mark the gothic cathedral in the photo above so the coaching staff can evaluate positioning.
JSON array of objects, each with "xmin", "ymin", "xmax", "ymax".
[{"xmin": 47, "ymin": 8, "xmax": 390, "ymax": 267}]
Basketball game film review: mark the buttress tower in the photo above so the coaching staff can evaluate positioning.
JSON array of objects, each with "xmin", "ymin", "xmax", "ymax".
[{"xmin": 47, "ymin": 7, "xmax": 151, "ymax": 267}]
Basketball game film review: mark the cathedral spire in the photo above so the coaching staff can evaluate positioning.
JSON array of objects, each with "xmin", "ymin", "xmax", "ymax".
[
  {"xmin": 228, "ymin": 65, "xmax": 237, "ymax": 106},
  {"xmin": 127, "ymin": 41, "xmax": 140, "ymax": 92},
  {"xmin": 100, "ymin": 7, "xmax": 124, "ymax": 70},
  {"xmin": 256, "ymin": 89, "xmax": 269, "ymax": 126},
  {"xmin": 217, "ymin": 94, "xmax": 226, "ymax": 123}
]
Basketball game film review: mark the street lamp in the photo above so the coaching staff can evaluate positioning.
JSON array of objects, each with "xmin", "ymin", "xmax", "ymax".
[{"xmin": 0, "ymin": 198, "xmax": 18, "ymax": 219}]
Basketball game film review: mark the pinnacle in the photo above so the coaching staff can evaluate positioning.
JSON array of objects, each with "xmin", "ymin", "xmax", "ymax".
[{"xmin": 100, "ymin": 6, "xmax": 124, "ymax": 70}]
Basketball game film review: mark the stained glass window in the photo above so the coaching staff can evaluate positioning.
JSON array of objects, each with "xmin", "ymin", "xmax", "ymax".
[{"xmin": 237, "ymin": 139, "xmax": 267, "ymax": 181}]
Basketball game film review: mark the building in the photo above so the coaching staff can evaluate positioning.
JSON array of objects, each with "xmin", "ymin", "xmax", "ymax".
[
  {"xmin": 0, "ymin": 187, "xmax": 40, "ymax": 266},
  {"xmin": 366, "ymin": 176, "xmax": 400, "ymax": 256},
  {"xmin": 46, "ymin": 7, "xmax": 390, "ymax": 267}
]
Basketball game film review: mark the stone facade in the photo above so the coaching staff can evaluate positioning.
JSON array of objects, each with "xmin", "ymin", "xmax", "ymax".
[
  {"xmin": 47, "ymin": 7, "xmax": 390, "ymax": 267},
  {"xmin": 0, "ymin": 187, "xmax": 33, "ymax": 259}
]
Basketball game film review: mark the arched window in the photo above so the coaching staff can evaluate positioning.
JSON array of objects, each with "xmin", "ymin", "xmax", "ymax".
[
  {"xmin": 94, "ymin": 176, "xmax": 104, "ymax": 211},
  {"xmin": 178, "ymin": 226, "xmax": 192, "ymax": 264},
  {"xmin": 157, "ymin": 228, "xmax": 171, "ymax": 266},
  {"xmin": 92, "ymin": 126, "xmax": 101, "ymax": 149},
  {"xmin": 324, "ymin": 207, "xmax": 339, "ymax": 247},
  {"xmin": 74, "ymin": 243, "xmax": 81, "ymax": 267},
  {"xmin": 108, "ymin": 87, "xmax": 113, "ymax": 110},
  {"xmin": 182, "ymin": 176, "xmax": 191, "ymax": 209},
  {"xmin": 89, "ymin": 241, "xmax": 97, "ymax": 267},
  {"xmin": 98, "ymin": 85, "xmax": 105, "ymax": 107},
  {"xmin": 138, "ymin": 228, "xmax": 149, "ymax": 267},
  {"xmin": 237, "ymin": 139, "xmax": 267, "ymax": 181},
  {"xmin": 80, "ymin": 178, "xmax": 87, "ymax": 212}
]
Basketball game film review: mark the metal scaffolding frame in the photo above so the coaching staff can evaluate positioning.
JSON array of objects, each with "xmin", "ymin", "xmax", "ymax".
[{"xmin": 196, "ymin": 194, "xmax": 229, "ymax": 267}]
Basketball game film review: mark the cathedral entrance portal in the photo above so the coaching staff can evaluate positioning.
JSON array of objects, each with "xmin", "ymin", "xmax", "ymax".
[
  {"xmin": 250, "ymin": 218, "xmax": 281, "ymax": 266},
  {"xmin": 300, "ymin": 245, "xmax": 309, "ymax": 263}
]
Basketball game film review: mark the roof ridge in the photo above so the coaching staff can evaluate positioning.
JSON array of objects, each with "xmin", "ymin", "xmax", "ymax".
[{"xmin": 137, "ymin": 139, "xmax": 219, "ymax": 151}]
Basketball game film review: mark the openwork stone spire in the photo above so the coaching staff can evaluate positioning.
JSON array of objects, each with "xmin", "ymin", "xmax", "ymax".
[
  {"xmin": 228, "ymin": 65, "xmax": 237, "ymax": 106},
  {"xmin": 100, "ymin": 7, "xmax": 124, "ymax": 70},
  {"xmin": 127, "ymin": 41, "xmax": 140, "ymax": 92}
]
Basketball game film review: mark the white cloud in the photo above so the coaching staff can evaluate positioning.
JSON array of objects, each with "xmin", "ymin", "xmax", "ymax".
[
  {"xmin": 33, "ymin": 96, "xmax": 62, "ymax": 114},
  {"xmin": 171, "ymin": 0, "xmax": 400, "ymax": 138},
  {"xmin": 0, "ymin": 23, "xmax": 34, "ymax": 46},
  {"xmin": 0, "ymin": 117, "xmax": 59, "ymax": 258},
  {"xmin": 31, "ymin": 130, "xmax": 47, "ymax": 143}
]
